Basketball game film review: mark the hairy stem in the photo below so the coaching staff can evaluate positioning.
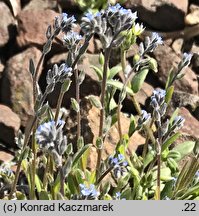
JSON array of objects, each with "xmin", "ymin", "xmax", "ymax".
[
  {"xmin": 33, "ymin": 54, "xmax": 44, "ymax": 103},
  {"xmin": 43, "ymin": 154, "xmax": 50, "ymax": 190},
  {"xmin": 96, "ymin": 167, "xmax": 113, "ymax": 186},
  {"xmin": 30, "ymin": 126, "xmax": 37, "ymax": 200},
  {"xmin": 96, "ymin": 48, "xmax": 111, "ymax": 178},
  {"xmin": 54, "ymin": 91, "xmax": 65, "ymax": 123},
  {"xmin": 8, "ymin": 116, "xmax": 37, "ymax": 199},
  {"xmin": 59, "ymin": 166, "xmax": 65, "ymax": 196},
  {"xmin": 74, "ymin": 69, "xmax": 81, "ymax": 140}
]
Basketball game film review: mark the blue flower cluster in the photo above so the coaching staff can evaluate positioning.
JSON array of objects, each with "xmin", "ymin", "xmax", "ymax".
[
  {"xmin": 36, "ymin": 120, "xmax": 67, "ymax": 166},
  {"xmin": 109, "ymin": 154, "xmax": 128, "ymax": 178},
  {"xmin": 79, "ymin": 184, "xmax": 99, "ymax": 200},
  {"xmin": 81, "ymin": 3, "xmax": 137, "ymax": 48}
]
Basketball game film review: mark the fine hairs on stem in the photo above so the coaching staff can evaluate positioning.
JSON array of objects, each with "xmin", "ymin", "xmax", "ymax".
[{"xmin": 96, "ymin": 47, "xmax": 111, "ymax": 178}]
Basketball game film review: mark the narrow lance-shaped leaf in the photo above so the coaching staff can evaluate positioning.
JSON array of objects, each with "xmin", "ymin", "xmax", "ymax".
[
  {"xmin": 90, "ymin": 65, "xmax": 103, "ymax": 80},
  {"xmin": 162, "ymin": 132, "xmax": 181, "ymax": 152},
  {"xmin": 107, "ymin": 79, "xmax": 134, "ymax": 96},
  {"xmin": 131, "ymin": 68, "xmax": 149, "ymax": 93},
  {"xmin": 71, "ymin": 98, "xmax": 79, "ymax": 113},
  {"xmin": 108, "ymin": 65, "xmax": 122, "ymax": 79},
  {"xmin": 72, "ymin": 144, "xmax": 92, "ymax": 167},
  {"xmin": 87, "ymin": 95, "xmax": 102, "ymax": 109},
  {"xmin": 29, "ymin": 59, "xmax": 35, "ymax": 76}
]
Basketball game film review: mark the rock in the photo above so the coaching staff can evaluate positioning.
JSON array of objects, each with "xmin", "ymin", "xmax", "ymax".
[
  {"xmin": 172, "ymin": 38, "xmax": 184, "ymax": 55},
  {"xmin": 0, "ymin": 150, "xmax": 14, "ymax": 163},
  {"xmin": 0, "ymin": 2, "xmax": 15, "ymax": 47},
  {"xmin": 185, "ymin": 4, "xmax": 199, "ymax": 25},
  {"xmin": 23, "ymin": 0, "xmax": 57, "ymax": 11},
  {"xmin": 16, "ymin": 9, "xmax": 60, "ymax": 50},
  {"xmin": 6, "ymin": 0, "xmax": 21, "ymax": 17},
  {"xmin": 1, "ymin": 47, "xmax": 41, "ymax": 127},
  {"xmin": 0, "ymin": 62, "xmax": 4, "ymax": 79},
  {"xmin": 0, "ymin": 105, "xmax": 20, "ymax": 147},
  {"xmin": 125, "ymin": 0, "xmax": 188, "ymax": 31},
  {"xmin": 153, "ymin": 44, "xmax": 198, "ymax": 94},
  {"xmin": 179, "ymin": 107, "xmax": 199, "ymax": 139},
  {"xmin": 64, "ymin": 97, "xmax": 145, "ymax": 170},
  {"xmin": 134, "ymin": 82, "xmax": 154, "ymax": 107},
  {"xmin": 170, "ymin": 91, "xmax": 199, "ymax": 120},
  {"xmin": 57, "ymin": 0, "xmax": 77, "ymax": 11}
]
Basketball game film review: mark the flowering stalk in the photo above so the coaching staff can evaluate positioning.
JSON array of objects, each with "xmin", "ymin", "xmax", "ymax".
[
  {"xmin": 96, "ymin": 47, "xmax": 111, "ymax": 178},
  {"xmin": 74, "ymin": 68, "xmax": 81, "ymax": 140},
  {"xmin": 8, "ymin": 116, "xmax": 37, "ymax": 199}
]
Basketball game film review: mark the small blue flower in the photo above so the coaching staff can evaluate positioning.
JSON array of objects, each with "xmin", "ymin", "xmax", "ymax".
[
  {"xmin": 138, "ymin": 110, "xmax": 151, "ymax": 126},
  {"xmin": 182, "ymin": 52, "xmax": 193, "ymax": 67},
  {"xmin": 151, "ymin": 32, "xmax": 163, "ymax": 45},
  {"xmin": 79, "ymin": 184, "xmax": 99, "ymax": 199},
  {"xmin": 60, "ymin": 13, "xmax": 76, "ymax": 33},
  {"xmin": 114, "ymin": 192, "xmax": 126, "ymax": 200}
]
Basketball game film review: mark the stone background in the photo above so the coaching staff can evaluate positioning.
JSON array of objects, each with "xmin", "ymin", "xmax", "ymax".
[{"xmin": 0, "ymin": 0, "xmax": 198, "ymax": 168}]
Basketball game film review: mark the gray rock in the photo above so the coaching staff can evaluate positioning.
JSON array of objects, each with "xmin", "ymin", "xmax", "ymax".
[
  {"xmin": 0, "ymin": 2, "xmax": 15, "ymax": 47},
  {"xmin": 125, "ymin": 0, "xmax": 188, "ymax": 31},
  {"xmin": 153, "ymin": 44, "xmax": 198, "ymax": 94},
  {"xmin": 0, "ymin": 104, "xmax": 20, "ymax": 147},
  {"xmin": 1, "ymin": 47, "xmax": 41, "ymax": 126}
]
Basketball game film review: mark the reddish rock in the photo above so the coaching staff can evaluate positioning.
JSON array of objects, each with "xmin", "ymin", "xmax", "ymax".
[
  {"xmin": 64, "ymin": 98, "xmax": 145, "ymax": 170},
  {"xmin": 23, "ymin": 0, "xmax": 57, "ymax": 11},
  {"xmin": 125, "ymin": 0, "xmax": 188, "ymax": 31},
  {"xmin": 153, "ymin": 44, "xmax": 198, "ymax": 95},
  {"xmin": 0, "ymin": 62, "xmax": 4, "ymax": 79},
  {"xmin": 16, "ymin": 9, "xmax": 60, "ymax": 49},
  {"xmin": 1, "ymin": 47, "xmax": 41, "ymax": 126},
  {"xmin": 0, "ymin": 105, "xmax": 20, "ymax": 147},
  {"xmin": 0, "ymin": 2, "xmax": 15, "ymax": 47},
  {"xmin": 179, "ymin": 107, "xmax": 199, "ymax": 139},
  {"xmin": 0, "ymin": 151, "xmax": 14, "ymax": 163}
]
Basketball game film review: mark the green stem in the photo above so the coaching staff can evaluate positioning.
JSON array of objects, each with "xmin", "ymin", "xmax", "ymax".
[
  {"xmin": 54, "ymin": 91, "xmax": 64, "ymax": 123},
  {"xmin": 96, "ymin": 167, "xmax": 113, "ymax": 186},
  {"xmin": 142, "ymin": 117, "xmax": 154, "ymax": 159},
  {"xmin": 59, "ymin": 166, "xmax": 65, "ymax": 196},
  {"xmin": 74, "ymin": 69, "xmax": 81, "ymax": 141},
  {"xmin": 43, "ymin": 154, "xmax": 50, "ymax": 190},
  {"xmin": 96, "ymin": 47, "xmax": 112, "ymax": 179},
  {"xmin": 8, "ymin": 116, "xmax": 37, "ymax": 199},
  {"xmin": 33, "ymin": 54, "xmax": 44, "ymax": 103},
  {"xmin": 30, "ymin": 125, "xmax": 37, "ymax": 200}
]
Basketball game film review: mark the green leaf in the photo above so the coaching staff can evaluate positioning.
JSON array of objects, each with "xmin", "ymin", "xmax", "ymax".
[
  {"xmin": 169, "ymin": 108, "xmax": 179, "ymax": 128},
  {"xmin": 107, "ymin": 79, "xmax": 134, "ymax": 96},
  {"xmin": 173, "ymin": 141, "xmax": 195, "ymax": 162},
  {"xmin": 99, "ymin": 52, "xmax": 104, "ymax": 66},
  {"xmin": 128, "ymin": 115, "xmax": 136, "ymax": 137},
  {"xmin": 67, "ymin": 172, "xmax": 79, "ymax": 195},
  {"xmin": 162, "ymin": 132, "xmax": 181, "ymax": 152},
  {"xmin": 165, "ymin": 68, "xmax": 174, "ymax": 89},
  {"xmin": 39, "ymin": 190, "xmax": 50, "ymax": 200},
  {"xmin": 143, "ymin": 150, "xmax": 155, "ymax": 169},
  {"xmin": 179, "ymin": 183, "xmax": 199, "ymax": 199},
  {"xmin": 71, "ymin": 98, "xmax": 79, "ymax": 113},
  {"xmin": 61, "ymin": 79, "xmax": 71, "ymax": 93},
  {"xmin": 131, "ymin": 68, "xmax": 149, "ymax": 93},
  {"xmin": 35, "ymin": 174, "xmax": 42, "ymax": 193},
  {"xmin": 29, "ymin": 59, "xmax": 35, "ymax": 76},
  {"xmin": 87, "ymin": 95, "xmax": 102, "ymax": 109},
  {"xmin": 161, "ymin": 179, "xmax": 175, "ymax": 200},
  {"xmin": 165, "ymin": 85, "xmax": 174, "ymax": 104},
  {"xmin": 90, "ymin": 65, "xmax": 102, "ymax": 80},
  {"xmin": 72, "ymin": 144, "xmax": 92, "ymax": 167},
  {"xmin": 108, "ymin": 65, "xmax": 122, "ymax": 79}
]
